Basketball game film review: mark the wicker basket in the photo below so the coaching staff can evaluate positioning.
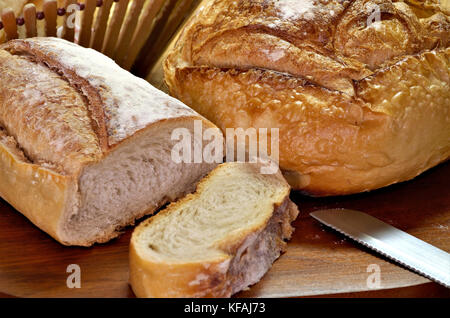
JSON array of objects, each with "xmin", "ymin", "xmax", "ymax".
[{"xmin": 0, "ymin": 0, "xmax": 199, "ymax": 78}]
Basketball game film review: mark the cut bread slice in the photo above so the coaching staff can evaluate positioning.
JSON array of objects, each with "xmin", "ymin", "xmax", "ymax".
[{"xmin": 130, "ymin": 162, "xmax": 299, "ymax": 298}]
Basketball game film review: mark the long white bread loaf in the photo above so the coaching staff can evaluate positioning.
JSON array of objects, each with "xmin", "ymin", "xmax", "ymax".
[
  {"xmin": 0, "ymin": 37, "xmax": 220, "ymax": 246},
  {"xmin": 130, "ymin": 162, "xmax": 299, "ymax": 298}
]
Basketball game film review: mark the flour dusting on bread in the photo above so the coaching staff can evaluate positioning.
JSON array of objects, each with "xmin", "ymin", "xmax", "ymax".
[
  {"xmin": 276, "ymin": 0, "xmax": 316, "ymax": 20},
  {"xmin": 17, "ymin": 38, "xmax": 199, "ymax": 145}
]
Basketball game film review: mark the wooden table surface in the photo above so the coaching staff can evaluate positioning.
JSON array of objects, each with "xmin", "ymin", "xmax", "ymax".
[{"xmin": 0, "ymin": 162, "xmax": 449, "ymax": 298}]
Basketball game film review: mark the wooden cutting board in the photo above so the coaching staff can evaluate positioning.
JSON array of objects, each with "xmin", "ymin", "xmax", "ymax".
[{"xmin": 0, "ymin": 162, "xmax": 449, "ymax": 298}]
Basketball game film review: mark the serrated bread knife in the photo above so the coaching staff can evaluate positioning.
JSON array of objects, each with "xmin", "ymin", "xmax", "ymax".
[{"xmin": 310, "ymin": 209, "xmax": 450, "ymax": 288}]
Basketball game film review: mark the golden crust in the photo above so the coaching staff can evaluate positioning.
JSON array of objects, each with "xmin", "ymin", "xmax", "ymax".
[
  {"xmin": 2, "ymin": 39, "xmax": 110, "ymax": 152},
  {"xmin": 165, "ymin": 0, "xmax": 450, "ymax": 195},
  {"xmin": 129, "ymin": 247, "xmax": 231, "ymax": 298},
  {"xmin": 0, "ymin": 49, "xmax": 102, "ymax": 174},
  {"xmin": 0, "ymin": 135, "xmax": 72, "ymax": 242}
]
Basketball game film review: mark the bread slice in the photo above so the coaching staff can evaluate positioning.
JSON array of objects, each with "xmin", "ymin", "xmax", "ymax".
[
  {"xmin": 130, "ymin": 162, "xmax": 299, "ymax": 298},
  {"xmin": 0, "ymin": 38, "xmax": 220, "ymax": 246}
]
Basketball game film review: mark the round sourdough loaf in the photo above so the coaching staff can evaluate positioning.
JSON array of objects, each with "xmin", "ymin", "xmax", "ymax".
[{"xmin": 164, "ymin": 0, "xmax": 450, "ymax": 196}]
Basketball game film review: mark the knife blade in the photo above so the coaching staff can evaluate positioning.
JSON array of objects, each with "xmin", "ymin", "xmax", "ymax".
[{"xmin": 310, "ymin": 209, "xmax": 450, "ymax": 288}]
